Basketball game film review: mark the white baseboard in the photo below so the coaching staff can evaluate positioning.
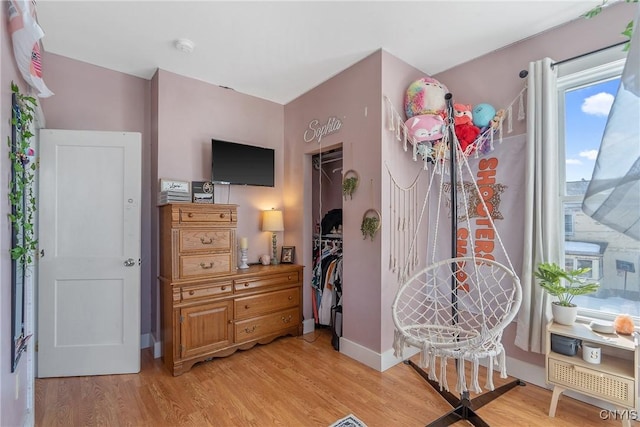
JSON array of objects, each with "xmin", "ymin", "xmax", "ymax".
[
  {"xmin": 151, "ymin": 333, "xmax": 162, "ymax": 359},
  {"xmin": 338, "ymin": 338, "xmax": 420, "ymax": 372},
  {"xmin": 24, "ymin": 409, "xmax": 34, "ymax": 427},
  {"xmin": 339, "ymin": 338, "xmax": 382, "ymax": 370},
  {"xmin": 303, "ymin": 318, "xmax": 315, "ymax": 334}
]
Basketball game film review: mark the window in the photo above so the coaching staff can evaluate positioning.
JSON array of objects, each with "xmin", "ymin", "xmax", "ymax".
[
  {"xmin": 564, "ymin": 213, "xmax": 574, "ymax": 236},
  {"xmin": 558, "ymin": 48, "xmax": 640, "ymax": 320}
]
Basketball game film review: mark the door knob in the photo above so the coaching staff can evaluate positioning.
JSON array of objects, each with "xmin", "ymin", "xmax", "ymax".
[{"xmin": 124, "ymin": 258, "xmax": 136, "ymax": 267}]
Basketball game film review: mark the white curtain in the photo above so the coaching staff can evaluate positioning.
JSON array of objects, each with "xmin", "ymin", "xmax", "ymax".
[
  {"xmin": 515, "ymin": 58, "xmax": 559, "ymax": 354},
  {"xmin": 583, "ymin": 7, "xmax": 640, "ymax": 241}
]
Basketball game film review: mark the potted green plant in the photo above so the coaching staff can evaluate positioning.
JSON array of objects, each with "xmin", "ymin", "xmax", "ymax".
[
  {"xmin": 535, "ymin": 262, "xmax": 600, "ymax": 325},
  {"xmin": 360, "ymin": 209, "xmax": 381, "ymax": 241},
  {"xmin": 342, "ymin": 169, "xmax": 359, "ymax": 200}
]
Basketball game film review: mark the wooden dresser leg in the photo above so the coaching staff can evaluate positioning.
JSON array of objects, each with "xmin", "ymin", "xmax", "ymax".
[{"xmin": 549, "ymin": 386, "xmax": 565, "ymax": 417}]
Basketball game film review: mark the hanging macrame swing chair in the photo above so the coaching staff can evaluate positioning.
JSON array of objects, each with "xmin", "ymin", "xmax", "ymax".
[{"xmin": 391, "ymin": 94, "xmax": 524, "ymax": 427}]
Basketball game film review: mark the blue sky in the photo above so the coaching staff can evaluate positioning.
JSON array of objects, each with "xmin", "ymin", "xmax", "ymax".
[{"xmin": 564, "ymin": 78, "xmax": 620, "ymax": 182}]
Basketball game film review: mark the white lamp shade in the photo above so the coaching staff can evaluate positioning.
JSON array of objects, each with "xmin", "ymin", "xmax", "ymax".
[{"xmin": 262, "ymin": 209, "xmax": 284, "ymax": 232}]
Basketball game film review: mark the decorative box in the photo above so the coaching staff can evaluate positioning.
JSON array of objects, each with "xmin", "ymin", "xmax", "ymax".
[{"xmin": 551, "ymin": 333, "xmax": 581, "ymax": 356}]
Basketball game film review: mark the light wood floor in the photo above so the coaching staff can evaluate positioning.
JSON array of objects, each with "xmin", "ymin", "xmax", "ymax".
[{"xmin": 35, "ymin": 329, "xmax": 634, "ymax": 426}]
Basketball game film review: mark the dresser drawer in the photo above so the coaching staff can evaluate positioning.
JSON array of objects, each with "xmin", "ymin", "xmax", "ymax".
[
  {"xmin": 180, "ymin": 253, "xmax": 232, "ymax": 278},
  {"xmin": 181, "ymin": 281, "xmax": 233, "ymax": 301},
  {"xmin": 548, "ymin": 357, "xmax": 635, "ymax": 407},
  {"xmin": 234, "ymin": 271, "xmax": 300, "ymax": 292},
  {"xmin": 235, "ymin": 287, "xmax": 299, "ymax": 320},
  {"xmin": 179, "ymin": 229, "xmax": 232, "ymax": 252},
  {"xmin": 179, "ymin": 207, "xmax": 236, "ymax": 225},
  {"xmin": 235, "ymin": 307, "xmax": 300, "ymax": 343}
]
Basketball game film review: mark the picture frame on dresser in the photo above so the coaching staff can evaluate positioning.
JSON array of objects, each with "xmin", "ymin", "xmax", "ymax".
[
  {"xmin": 281, "ymin": 246, "xmax": 295, "ymax": 263},
  {"xmin": 160, "ymin": 178, "xmax": 190, "ymax": 193}
]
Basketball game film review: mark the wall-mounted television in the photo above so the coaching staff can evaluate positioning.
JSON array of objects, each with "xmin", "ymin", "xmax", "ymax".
[{"xmin": 211, "ymin": 139, "xmax": 275, "ymax": 187}]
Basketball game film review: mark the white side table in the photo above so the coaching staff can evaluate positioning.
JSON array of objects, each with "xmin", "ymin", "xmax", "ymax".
[{"xmin": 546, "ymin": 321, "xmax": 638, "ymax": 427}]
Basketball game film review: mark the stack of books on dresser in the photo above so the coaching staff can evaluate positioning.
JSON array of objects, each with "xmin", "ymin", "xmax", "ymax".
[{"xmin": 158, "ymin": 190, "xmax": 191, "ymax": 205}]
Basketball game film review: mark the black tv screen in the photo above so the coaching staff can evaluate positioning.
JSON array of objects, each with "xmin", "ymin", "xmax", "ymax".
[{"xmin": 211, "ymin": 139, "xmax": 275, "ymax": 187}]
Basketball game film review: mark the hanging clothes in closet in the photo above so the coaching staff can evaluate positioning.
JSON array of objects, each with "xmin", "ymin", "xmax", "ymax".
[{"xmin": 311, "ymin": 236, "xmax": 342, "ymax": 326}]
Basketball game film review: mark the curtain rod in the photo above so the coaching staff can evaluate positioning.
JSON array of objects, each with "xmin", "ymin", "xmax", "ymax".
[{"xmin": 518, "ymin": 40, "xmax": 628, "ymax": 78}]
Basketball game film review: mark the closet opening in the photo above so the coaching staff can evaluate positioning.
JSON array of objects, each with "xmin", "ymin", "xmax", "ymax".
[{"xmin": 311, "ymin": 147, "xmax": 343, "ymax": 351}]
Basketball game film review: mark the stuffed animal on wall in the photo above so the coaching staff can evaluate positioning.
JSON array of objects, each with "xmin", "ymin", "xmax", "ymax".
[
  {"xmin": 455, "ymin": 124, "xmax": 481, "ymax": 152},
  {"xmin": 404, "ymin": 77, "xmax": 448, "ymax": 119},
  {"xmin": 404, "ymin": 114, "xmax": 445, "ymax": 143},
  {"xmin": 490, "ymin": 109, "xmax": 506, "ymax": 129},
  {"xmin": 472, "ymin": 103, "xmax": 496, "ymax": 128},
  {"xmin": 451, "ymin": 103, "xmax": 480, "ymax": 152},
  {"xmin": 453, "ymin": 103, "xmax": 473, "ymax": 126}
]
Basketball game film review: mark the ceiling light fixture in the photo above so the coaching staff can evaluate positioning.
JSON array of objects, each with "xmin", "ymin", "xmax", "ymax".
[{"xmin": 175, "ymin": 38, "xmax": 195, "ymax": 53}]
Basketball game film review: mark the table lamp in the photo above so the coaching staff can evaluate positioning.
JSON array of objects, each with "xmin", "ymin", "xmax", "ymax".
[{"xmin": 262, "ymin": 209, "xmax": 284, "ymax": 265}]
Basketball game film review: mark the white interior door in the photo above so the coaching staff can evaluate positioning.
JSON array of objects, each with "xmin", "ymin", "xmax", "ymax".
[{"xmin": 37, "ymin": 129, "xmax": 141, "ymax": 377}]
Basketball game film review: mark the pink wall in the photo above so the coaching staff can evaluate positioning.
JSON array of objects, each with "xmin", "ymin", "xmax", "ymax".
[
  {"xmin": 435, "ymin": 1, "xmax": 635, "ymax": 136},
  {"xmin": 153, "ymin": 70, "xmax": 285, "ymax": 265},
  {"xmin": 379, "ymin": 51, "xmax": 433, "ymax": 353},
  {"xmin": 2, "ymin": 3, "xmax": 34, "ymax": 424},
  {"xmin": 285, "ymin": 51, "xmax": 384, "ymax": 351}
]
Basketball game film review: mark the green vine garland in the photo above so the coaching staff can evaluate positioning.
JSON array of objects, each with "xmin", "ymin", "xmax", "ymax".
[
  {"xmin": 8, "ymin": 81, "xmax": 38, "ymax": 265},
  {"xmin": 584, "ymin": 0, "xmax": 637, "ymax": 51}
]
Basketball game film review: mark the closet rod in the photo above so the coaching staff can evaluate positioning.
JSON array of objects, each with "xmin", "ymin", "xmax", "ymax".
[
  {"xmin": 319, "ymin": 157, "xmax": 342, "ymax": 165},
  {"xmin": 518, "ymin": 40, "xmax": 628, "ymax": 78}
]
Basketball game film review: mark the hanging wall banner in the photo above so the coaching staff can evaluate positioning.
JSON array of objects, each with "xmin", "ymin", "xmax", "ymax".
[
  {"xmin": 430, "ymin": 134, "xmax": 526, "ymax": 283},
  {"xmin": 303, "ymin": 116, "xmax": 342, "ymax": 143}
]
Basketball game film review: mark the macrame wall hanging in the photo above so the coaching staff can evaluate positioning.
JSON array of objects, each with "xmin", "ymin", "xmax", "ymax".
[{"xmin": 387, "ymin": 167, "xmax": 422, "ymax": 279}]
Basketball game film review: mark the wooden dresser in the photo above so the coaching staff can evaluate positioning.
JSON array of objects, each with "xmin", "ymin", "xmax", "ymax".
[{"xmin": 159, "ymin": 203, "xmax": 303, "ymax": 376}]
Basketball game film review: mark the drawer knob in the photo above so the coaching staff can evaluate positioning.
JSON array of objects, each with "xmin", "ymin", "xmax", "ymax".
[
  {"xmin": 228, "ymin": 320, "xmax": 232, "ymax": 324},
  {"xmin": 281, "ymin": 315, "xmax": 292, "ymax": 323},
  {"xmin": 245, "ymin": 305, "xmax": 250, "ymax": 309},
  {"xmin": 245, "ymin": 326, "xmax": 256, "ymax": 334},
  {"xmin": 188, "ymin": 212, "xmax": 194, "ymax": 218},
  {"xmin": 244, "ymin": 283, "xmax": 249, "ymax": 287},
  {"xmin": 221, "ymin": 286, "xmax": 227, "ymax": 291},
  {"xmin": 288, "ymin": 296, "xmax": 293, "ymax": 300},
  {"xmin": 189, "ymin": 290, "xmax": 195, "ymax": 295},
  {"xmin": 288, "ymin": 275, "xmax": 292, "ymax": 280},
  {"xmin": 220, "ymin": 213, "xmax": 226, "ymax": 218},
  {"xmin": 200, "ymin": 236, "xmax": 213, "ymax": 244},
  {"xmin": 200, "ymin": 262, "xmax": 214, "ymax": 269}
]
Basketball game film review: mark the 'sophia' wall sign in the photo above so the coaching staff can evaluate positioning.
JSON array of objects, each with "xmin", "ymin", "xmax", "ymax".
[{"xmin": 303, "ymin": 116, "xmax": 342, "ymax": 143}]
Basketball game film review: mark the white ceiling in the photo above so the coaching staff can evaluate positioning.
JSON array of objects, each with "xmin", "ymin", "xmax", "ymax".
[{"xmin": 35, "ymin": 1, "xmax": 603, "ymax": 105}]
